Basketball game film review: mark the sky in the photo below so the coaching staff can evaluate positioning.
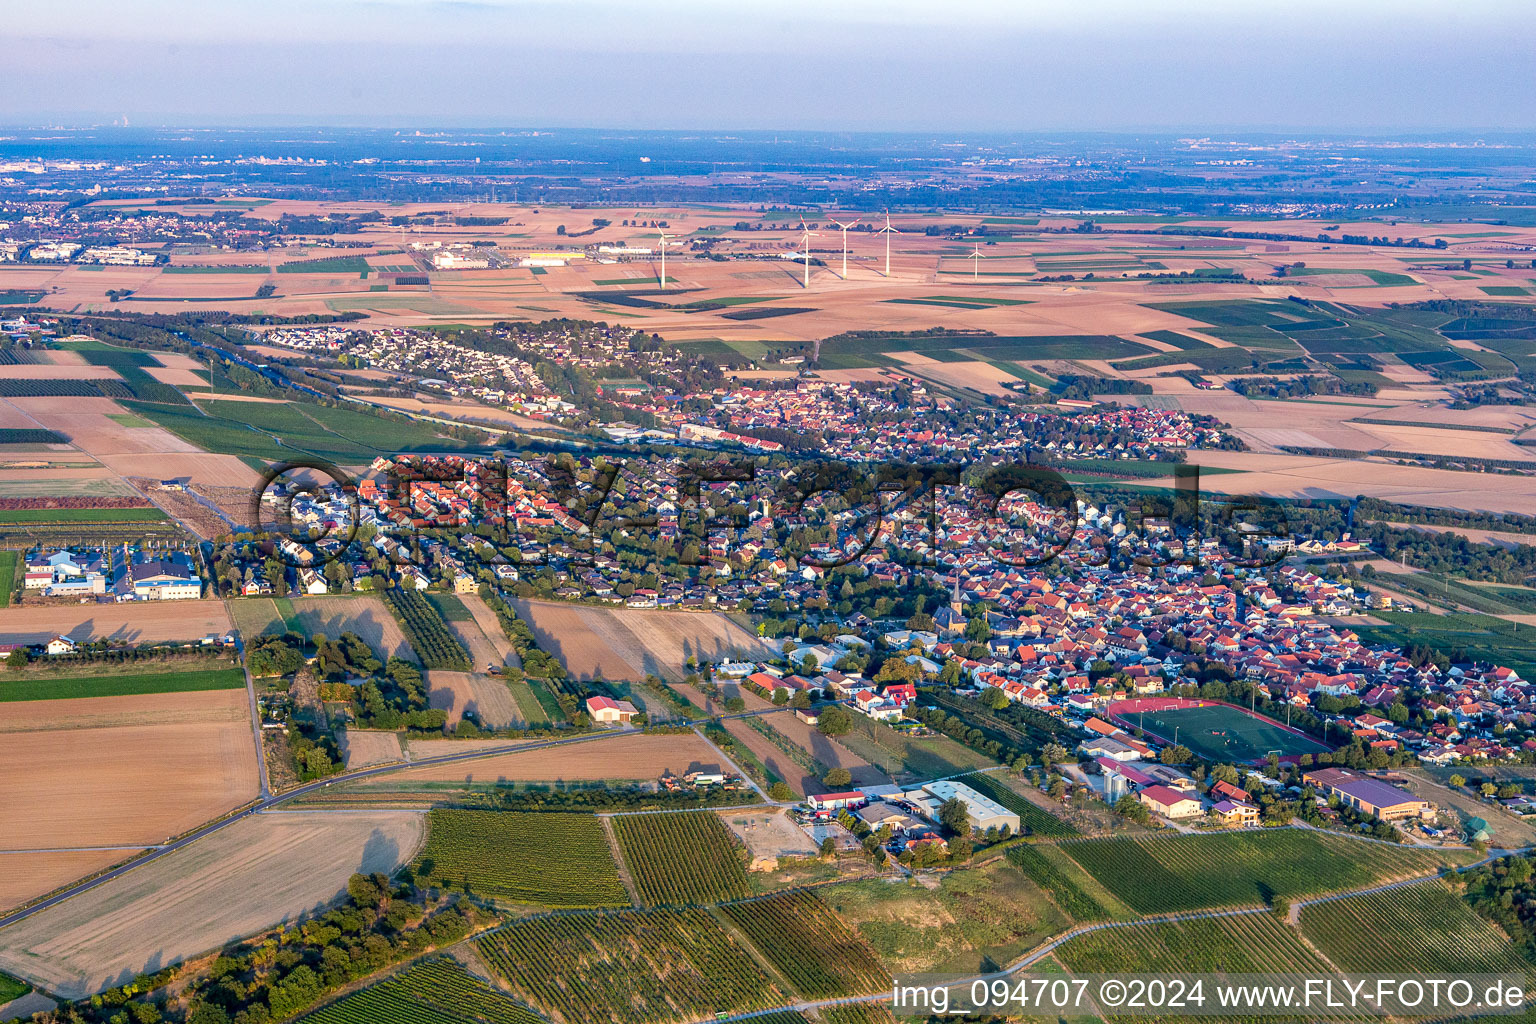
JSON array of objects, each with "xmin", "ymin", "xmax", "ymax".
[{"xmin": 5, "ymin": 0, "xmax": 1536, "ymax": 132}]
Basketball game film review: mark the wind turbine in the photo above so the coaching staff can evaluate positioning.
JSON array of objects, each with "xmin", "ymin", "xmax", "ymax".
[
  {"xmin": 797, "ymin": 219, "xmax": 818, "ymax": 289},
  {"xmin": 966, "ymin": 242, "xmax": 984, "ymax": 283},
  {"xmin": 657, "ymin": 230, "xmax": 670, "ymax": 289},
  {"xmin": 876, "ymin": 211, "xmax": 899, "ymax": 278},
  {"xmin": 829, "ymin": 216, "xmax": 859, "ymax": 279}
]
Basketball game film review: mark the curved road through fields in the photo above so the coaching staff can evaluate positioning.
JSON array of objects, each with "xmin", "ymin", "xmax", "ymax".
[{"xmin": 0, "ymin": 706, "xmax": 788, "ymax": 932}]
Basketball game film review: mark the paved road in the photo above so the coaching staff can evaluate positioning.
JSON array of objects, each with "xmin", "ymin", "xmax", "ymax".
[{"xmin": 0, "ymin": 705, "xmax": 789, "ymax": 932}]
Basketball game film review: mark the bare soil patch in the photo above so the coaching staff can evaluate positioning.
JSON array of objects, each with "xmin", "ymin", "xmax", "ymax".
[
  {"xmin": 0, "ymin": 849, "xmax": 144, "ymax": 915},
  {"xmin": 389, "ymin": 730, "xmax": 723, "ymax": 784},
  {"xmin": 425, "ymin": 670, "xmax": 522, "ymax": 729},
  {"xmin": 0, "ymin": 689, "xmax": 259, "ymax": 849},
  {"xmin": 339, "ymin": 729, "xmax": 404, "ymax": 769},
  {"xmin": 285, "ymin": 595, "xmax": 414, "ymax": 661},
  {"xmin": 509, "ymin": 599, "xmax": 771, "ymax": 682},
  {"xmin": 0, "ymin": 601, "xmax": 232, "ymax": 644},
  {"xmin": 0, "ymin": 810, "xmax": 425, "ymax": 998},
  {"xmin": 721, "ymin": 808, "xmax": 818, "ymax": 869}
]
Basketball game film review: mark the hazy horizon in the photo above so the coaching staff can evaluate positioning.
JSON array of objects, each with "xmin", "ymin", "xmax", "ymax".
[{"xmin": 6, "ymin": 0, "xmax": 1536, "ymax": 133}]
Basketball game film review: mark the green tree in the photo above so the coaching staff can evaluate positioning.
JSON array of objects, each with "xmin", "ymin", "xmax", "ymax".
[
  {"xmin": 938, "ymin": 796, "xmax": 971, "ymax": 835},
  {"xmin": 768, "ymin": 781, "xmax": 794, "ymax": 802},
  {"xmin": 824, "ymin": 767, "xmax": 853, "ymax": 789},
  {"xmin": 817, "ymin": 704, "xmax": 853, "ymax": 737},
  {"xmin": 1114, "ymin": 793, "xmax": 1151, "ymax": 824},
  {"xmin": 984, "ymin": 687, "xmax": 1011, "ymax": 711}
]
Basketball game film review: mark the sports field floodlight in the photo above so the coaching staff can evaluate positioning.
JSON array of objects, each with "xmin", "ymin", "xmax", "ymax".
[
  {"xmin": 966, "ymin": 241, "xmax": 985, "ymax": 282},
  {"xmin": 877, "ymin": 211, "xmax": 899, "ymax": 277},
  {"xmin": 798, "ymin": 219, "xmax": 819, "ymax": 289},
  {"xmin": 829, "ymin": 216, "xmax": 860, "ymax": 279}
]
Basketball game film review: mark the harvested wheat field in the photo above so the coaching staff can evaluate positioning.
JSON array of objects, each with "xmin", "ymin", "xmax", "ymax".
[
  {"xmin": 889, "ymin": 352, "xmax": 1017, "ymax": 396},
  {"xmin": 0, "ymin": 364, "xmax": 122, "ymax": 380},
  {"xmin": 0, "ymin": 602, "xmax": 231, "ymax": 644},
  {"xmin": 0, "ymin": 810, "xmax": 425, "ymax": 998},
  {"xmin": 388, "ymin": 730, "xmax": 723, "ymax": 784},
  {"xmin": 98, "ymin": 453, "xmax": 262, "ymax": 487},
  {"xmin": 338, "ymin": 729, "xmax": 405, "ymax": 769},
  {"xmin": 425, "ymin": 670, "xmax": 522, "ymax": 729},
  {"xmin": 1186, "ymin": 450, "xmax": 1536, "ymax": 515},
  {"xmin": 7, "ymin": 398, "xmax": 201, "ymax": 456},
  {"xmin": 758, "ymin": 709, "xmax": 893, "ymax": 790},
  {"xmin": 509, "ymin": 599, "xmax": 771, "ymax": 682},
  {"xmin": 284, "ymin": 595, "xmax": 414, "ymax": 661},
  {"xmin": 0, "ymin": 689, "xmax": 260, "ymax": 849},
  {"xmin": 0, "ymin": 849, "xmax": 145, "ymax": 916}
]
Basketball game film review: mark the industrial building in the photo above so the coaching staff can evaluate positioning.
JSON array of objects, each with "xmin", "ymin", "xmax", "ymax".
[{"xmin": 904, "ymin": 779, "xmax": 1021, "ymax": 834}]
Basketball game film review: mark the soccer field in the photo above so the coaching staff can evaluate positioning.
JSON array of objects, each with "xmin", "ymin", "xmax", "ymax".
[{"xmin": 1124, "ymin": 703, "xmax": 1331, "ymax": 762}]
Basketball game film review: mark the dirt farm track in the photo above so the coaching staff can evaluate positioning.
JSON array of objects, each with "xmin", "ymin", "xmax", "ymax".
[{"xmin": 0, "ymin": 601, "xmax": 233, "ymax": 645}]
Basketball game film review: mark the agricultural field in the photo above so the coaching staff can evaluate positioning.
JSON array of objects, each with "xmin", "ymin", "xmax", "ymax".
[
  {"xmin": 378, "ymin": 729, "xmax": 727, "ymax": 786},
  {"xmin": 413, "ymin": 809, "xmax": 628, "ymax": 907},
  {"xmin": 0, "ymin": 665, "xmax": 245, "ymax": 702},
  {"xmin": 0, "ymin": 848, "xmax": 146, "ymax": 916},
  {"xmin": 0, "ymin": 600, "xmax": 233, "ymax": 645},
  {"xmin": 382, "ymin": 587, "xmax": 472, "ymax": 670},
  {"xmin": 834, "ymin": 715, "xmax": 998, "ymax": 782},
  {"xmin": 1057, "ymin": 830, "xmax": 1464, "ymax": 915},
  {"xmin": 1054, "ymin": 910, "xmax": 1341, "ymax": 982},
  {"xmin": 0, "ymin": 688, "xmax": 260, "ymax": 850},
  {"xmin": 613, "ymin": 810, "xmax": 751, "ymax": 905},
  {"xmin": 284, "ymin": 595, "xmax": 417, "ymax": 662},
  {"xmin": 720, "ymin": 889, "xmax": 891, "ymax": 998},
  {"xmin": 1005, "ymin": 845, "xmax": 1109, "ymax": 921},
  {"xmin": 1300, "ymin": 879, "xmax": 1534, "ymax": 977},
  {"xmin": 0, "ymin": 549, "xmax": 15, "ymax": 606},
  {"xmin": 476, "ymin": 907, "xmax": 780, "ymax": 1024},
  {"xmin": 0, "ymin": 810, "xmax": 425, "ymax": 999},
  {"xmin": 509, "ymin": 599, "xmax": 771, "ymax": 682},
  {"xmin": 825, "ymin": 857, "xmax": 1069, "ymax": 974},
  {"xmin": 301, "ymin": 958, "xmax": 544, "ymax": 1024}
]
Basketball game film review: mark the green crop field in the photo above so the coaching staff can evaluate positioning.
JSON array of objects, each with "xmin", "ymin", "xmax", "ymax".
[
  {"xmin": 954, "ymin": 771, "xmax": 1077, "ymax": 837},
  {"xmin": 0, "ymin": 970, "xmax": 30, "ymax": 1004},
  {"xmin": 276, "ymin": 256, "xmax": 371, "ymax": 274},
  {"xmin": 301, "ymin": 958, "xmax": 542, "ymax": 1024},
  {"xmin": 425, "ymin": 593, "xmax": 472, "ymax": 621},
  {"xmin": 413, "ymin": 809, "xmax": 628, "ymax": 907},
  {"xmin": 720, "ymin": 890, "xmax": 890, "ymax": 998},
  {"xmin": 0, "ymin": 506, "xmax": 165, "ymax": 524},
  {"xmin": 0, "ymin": 550, "xmax": 17, "ymax": 608},
  {"xmin": 0, "ymin": 666, "xmax": 245, "ymax": 702},
  {"xmin": 1285, "ymin": 267, "xmax": 1417, "ymax": 286},
  {"xmin": 1116, "ymin": 702, "xmax": 1330, "ymax": 761},
  {"xmin": 0, "ymin": 290, "xmax": 44, "ymax": 305},
  {"xmin": 1058, "ymin": 830, "xmax": 1462, "ymax": 915},
  {"xmin": 613, "ymin": 810, "xmax": 750, "ymax": 905},
  {"xmin": 1005, "ymin": 845, "xmax": 1108, "ymax": 921},
  {"xmin": 1056, "ymin": 911, "xmax": 1345, "ymax": 984},
  {"xmin": 1300, "ymin": 880, "xmax": 1533, "ymax": 977},
  {"xmin": 477, "ymin": 907, "xmax": 779, "ymax": 1024}
]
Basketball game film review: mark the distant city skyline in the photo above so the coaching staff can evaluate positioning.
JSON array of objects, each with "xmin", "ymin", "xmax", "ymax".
[{"xmin": 5, "ymin": 0, "xmax": 1536, "ymax": 132}]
